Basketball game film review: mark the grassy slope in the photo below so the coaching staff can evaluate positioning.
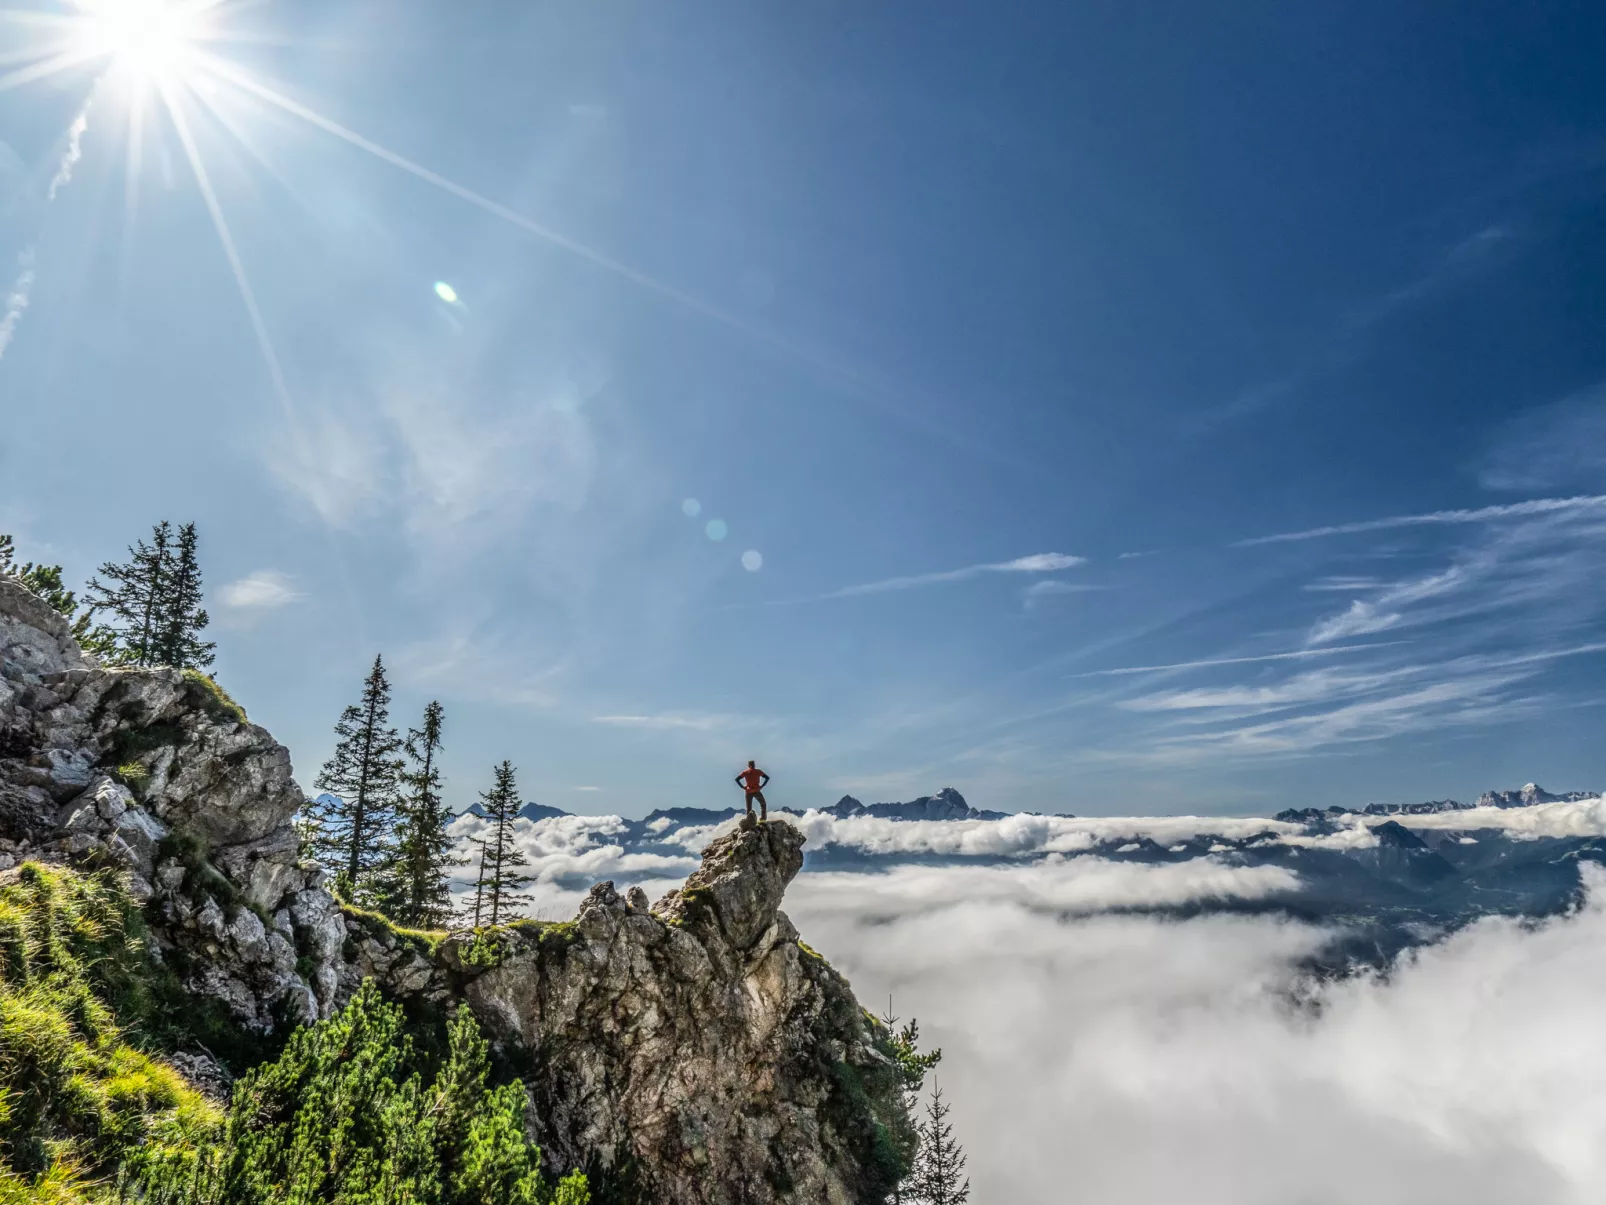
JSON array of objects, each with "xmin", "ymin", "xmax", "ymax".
[{"xmin": 0, "ymin": 862, "xmax": 221, "ymax": 1203}]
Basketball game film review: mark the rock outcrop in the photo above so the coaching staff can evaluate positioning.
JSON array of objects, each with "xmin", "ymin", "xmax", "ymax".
[
  {"xmin": 0, "ymin": 574, "xmax": 911, "ymax": 1203},
  {"xmin": 419, "ymin": 817, "xmax": 903, "ymax": 1205},
  {"xmin": 0, "ymin": 575, "xmax": 341, "ymax": 1028}
]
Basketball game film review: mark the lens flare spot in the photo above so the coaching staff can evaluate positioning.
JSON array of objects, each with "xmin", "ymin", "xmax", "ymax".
[
  {"xmin": 682, "ymin": 498, "xmax": 701, "ymax": 517},
  {"xmin": 705, "ymin": 519, "xmax": 728, "ymax": 542},
  {"xmin": 434, "ymin": 281, "xmax": 459, "ymax": 303},
  {"xmin": 742, "ymin": 550, "xmax": 763, "ymax": 572}
]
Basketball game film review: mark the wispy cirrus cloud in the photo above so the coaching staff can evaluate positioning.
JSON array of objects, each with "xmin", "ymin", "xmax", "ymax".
[
  {"xmin": 1023, "ymin": 579, "xmax": 1099, "ymax": 608},
  {"xmin": 1479, "ymin": 382, "xmax": 1606, "ymax": 492},
  {"xmin": 1307, "ymin": 566, "xmax": 1467, "ymax": 644},
  {"xmin": 1235, "ymin": 495, "xmax": 1606, "ymax": 546},
  {"xmin": 1137, "ymin": 644, "xmax": 1606, "ymax": 758},
  {"xmin": 591, "ymin": 712, "xmax": 732, "ymax": 731},
  {"xmin": 218, "ymin": 570, "xmax": 303, "ymax": 609},
  {"xmin": 1075, "ymin": 643, "xmax": 1393, "ymax": 678},
  {"xmin": 817, "ymin": 552, "xmax": 1084, "ymax": 601}
]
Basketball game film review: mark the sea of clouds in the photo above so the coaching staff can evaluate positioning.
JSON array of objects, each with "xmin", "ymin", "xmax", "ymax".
[
  {"xmin": 446, "ymin": 803, "xmax": 1606, "ymax": 1202},
  {"xmin": 789, "ymin": 865, "xmax": 1606, "ymax": 1204}
]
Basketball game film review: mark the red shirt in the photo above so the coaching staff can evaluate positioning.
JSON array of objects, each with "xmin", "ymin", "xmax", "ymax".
[{"xmin": 740, "ymin": 767, "xmax": 766, "ymax": 791}]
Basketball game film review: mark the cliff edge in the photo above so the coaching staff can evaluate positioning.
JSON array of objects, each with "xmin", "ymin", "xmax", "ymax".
[{"xmin": 0, "ymin": 574, "xmax": 914, "ymax": 1204}]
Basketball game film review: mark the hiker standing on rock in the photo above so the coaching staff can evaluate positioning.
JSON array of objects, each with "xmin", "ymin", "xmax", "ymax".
[{"xmin": 735, "ymin": 760, "xmax": 769, "ymax": 822}]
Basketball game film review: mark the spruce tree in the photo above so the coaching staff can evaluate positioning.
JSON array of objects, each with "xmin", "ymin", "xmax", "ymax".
[
  {"xmin": 472, "ymin": 760, "xmax": 533, "ymax": 926},
  {"xmin": 468, "ymin": 836, "xmax": 489, "ymax": 928},
  {"xmin": 908, "ymin": 1085, "xmax": 970, "ymax": 1205},
  {"xmin": 383, "ymin": 700, "xmax": 461, "ymax": 928},
  {"xmin": 84, "ymin": 521, "xmax": 172, "ymax": 666},
  {"xmin": 151, "ymin": 521, "xmax": 215, "ymax": 669},
  {"xmin": 881, "ymin": 999, "xmax": 943, "ymax": 1203},
  {"xmin": 313, "ymin": 656, "xmax": 405, "ymax": 898}
]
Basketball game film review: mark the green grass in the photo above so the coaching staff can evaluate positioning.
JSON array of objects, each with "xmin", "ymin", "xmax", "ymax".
[
  {"xmin": 505, "ymin": 918, "xmax": 580, "ymax": 952},
  {"xmin": 0, "ymin": 863, "xmax": 222, "ymax": 1202},
  {"xmin": 337, "ymin": 900, "xmax": 449, "ymax": 958},
  {"xmin": 179, "ymin": 670, "xmax": 247, "ymax": 726},
  {"xmin": 111, "ymin": 763, "xmax": 149, "ymax": 800}
]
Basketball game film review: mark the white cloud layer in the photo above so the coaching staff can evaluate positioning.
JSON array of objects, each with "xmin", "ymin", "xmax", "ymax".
[
  {"xmin": 786, "ymin": 863, "xmax": 1606, "ymax": 1204},
  {"xmin": 662, "ymin": 810, "xmax": 1305, "ymax": 860}
]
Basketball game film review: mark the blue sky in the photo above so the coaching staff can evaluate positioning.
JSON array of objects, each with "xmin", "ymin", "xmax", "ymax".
[{"xmin": 3, "ymin": 0, "xmax": 1606, "ymax": 817}]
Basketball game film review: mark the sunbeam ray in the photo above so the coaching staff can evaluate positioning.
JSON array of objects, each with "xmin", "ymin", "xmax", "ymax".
[
  {"xmin": 192, "ymin": 52, "xmax": 1026, "ymax": 467},
  {"xmin": 157, "ymin": 77, "xmax": 298, "ymax": 435},
  {"xmin": 157, "ymin": 75, "xmax": 366, "ymax": 640},
  {"xmin": 197, "ymin": 58, "xmax": 842, "ymax": 352},
  {"xmin": 0, "ymin": 46, "xmax": 98, "ymax": 93}
]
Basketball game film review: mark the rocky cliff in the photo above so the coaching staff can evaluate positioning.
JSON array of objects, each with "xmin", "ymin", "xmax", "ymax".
[{"xmin": 0, "ymin": 574, "xmax": 911, "ymax": 1204}]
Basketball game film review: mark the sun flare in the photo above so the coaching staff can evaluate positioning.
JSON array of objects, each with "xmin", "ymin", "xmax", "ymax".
[{"xmin": 73, "ymin": 0, "xmax": 206, "ymax": 81}]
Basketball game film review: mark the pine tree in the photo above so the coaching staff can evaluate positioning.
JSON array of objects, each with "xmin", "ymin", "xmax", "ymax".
[
  {"xmin": 908, "ymin": 1085, "xmax": 970, "ymax": 1205},
  {"xmin": 882, "ymin": 999, "xmax": 943, "ymax": 1204},
  {"xmin": 313, "ymin": 655, "xmax": 405, "ymax": 898},
  {"xmin": 382, "ymin": 700, "xmax": 462, "ymax": 928},
  {"xmin": 84, "ymin": 521, "xmax": 172, "ymax": 666},
  {"xmin": 150, "ymin": 521, "xmax": 214, "ymax": 669},
  {"xmin": 472, "ymin": 761, "xmax": 533, "ymax": 926},
  {"xmin": 468, "ymin": 836, "xmax": 489, "ymax": 928}
]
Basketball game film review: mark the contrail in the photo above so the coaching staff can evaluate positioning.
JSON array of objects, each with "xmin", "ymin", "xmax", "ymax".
[
  {"xmin": 0, "ymin": 94, "xmax": 94, "ymax": 365},
  {"xmin": 48, "ymin": 97, "xmax": 92, "ymax": 200},
  {"xmin": 0, "ymin": 248, "xmax": 36, "ymax": 362}
]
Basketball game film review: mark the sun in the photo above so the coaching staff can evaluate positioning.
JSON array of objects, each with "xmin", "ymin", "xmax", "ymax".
[{"xmin": 72, "ymin": 0, "xmax": 208, "ymax": 82}]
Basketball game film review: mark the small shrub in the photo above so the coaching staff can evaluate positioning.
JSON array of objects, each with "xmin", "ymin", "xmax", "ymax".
[
  {"xmin": 128, "ymin": 982, "xmax": 590, "ymax": 1205},
  {"xmin": 179, "ymin": 670, "xmax": 247, "ymax": 726},
  {"xmin": 113, "ymin": 762, "xmax": 150, "ymax": 798}
]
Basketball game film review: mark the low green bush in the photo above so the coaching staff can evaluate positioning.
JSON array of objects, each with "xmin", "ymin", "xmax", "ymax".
[
  {"xmin": 130, "ymin": 982, "xmax": 590, "ymax": 1205},
  {"xmin": 179, "ymin": 670, "xmax": 247, "ymax": 726}
]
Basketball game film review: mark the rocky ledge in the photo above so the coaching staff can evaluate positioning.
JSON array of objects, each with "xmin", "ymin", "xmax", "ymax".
[
  {"xmin": 0, "ymin": 575, "xmax": 911, "ymax": 1203},
  {"xmin": 437, "ymin": 818, "xmax": 901, "ymax": 1205}
]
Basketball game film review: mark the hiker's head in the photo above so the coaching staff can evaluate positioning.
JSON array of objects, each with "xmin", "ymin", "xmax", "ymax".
[{"xmin": 748, "ymin": 760, "xmax": 756, "ymax": 768}]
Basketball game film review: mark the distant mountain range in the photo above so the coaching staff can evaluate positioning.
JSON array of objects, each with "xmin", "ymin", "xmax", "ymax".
[
  {"xmin": 1274, "ymin": 781, "xmax": 1596, "ymax": 824},
  {"xmin": 456, "ymin": 785, "xmax": 1013, "ymax": 827},
  {"xmin": 335, "ymin": 781, "xmax": 1606, "ymax": 968}
]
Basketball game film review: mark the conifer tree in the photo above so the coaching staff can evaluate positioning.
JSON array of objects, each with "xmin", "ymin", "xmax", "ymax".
[
  {"xmin": 383, "ymin": 700, "xmax": 461, "ymax": 928},
  {"xmin": 84, "ymin": 521, "xmax": 172, "ymax": 666},
  {"xmin": 313, "ymin": 655, "xmax": 405, "ymax": 897},
  {"xmin": 908, "ymin": 1085, "xmax": 969, "ymax": 1205},
  {"xmin": 472, "ymin": 760, "xmax": 533, "ymax": 926},
  {"xmin": 150, "ymin": 521, "xmax": 214, "ymax": 669},
  {"xmin": 468, "ymin": 836, "xmax": 489, "ymax": 928},
  {"xmin": 881, "ymin": 999, "xmax": 943, "ymax": 1204}
]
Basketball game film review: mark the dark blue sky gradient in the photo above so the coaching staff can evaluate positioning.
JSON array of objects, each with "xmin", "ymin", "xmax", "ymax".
[{"xmin": 3, "ymin": 0, "xmax": 1605, "ymax": 814}]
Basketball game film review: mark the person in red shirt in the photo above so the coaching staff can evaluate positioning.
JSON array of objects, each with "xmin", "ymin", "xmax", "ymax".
[{"xmin": 735, "ymin": 760, "xmax": 769, "ymax": 821}]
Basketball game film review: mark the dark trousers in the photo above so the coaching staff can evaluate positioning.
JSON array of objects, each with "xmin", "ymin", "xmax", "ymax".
[{"xmin": 744, "ymin": 790, "xmax": 767, "ymax": 813}]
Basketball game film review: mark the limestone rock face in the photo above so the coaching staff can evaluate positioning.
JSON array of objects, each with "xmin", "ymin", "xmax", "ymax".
[
  {"xmin": 427, "ymin": 820, "xmax": 903, "ymax": 1205},
  {"xmin": 0, "ymin": 574, "xmax": 911, "ymax": 1202},
  {"xmin": 0, "ymin": 576, "xmax": 334, "ymax": 1027}
]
